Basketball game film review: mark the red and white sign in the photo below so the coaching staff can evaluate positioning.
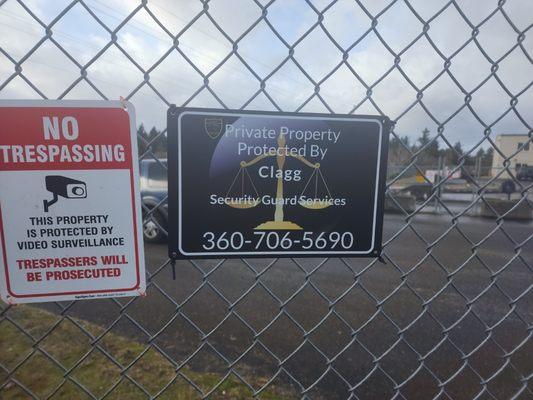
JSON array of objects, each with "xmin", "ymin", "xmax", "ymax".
[
  {"xmin": 425, "ymin": 168, "xmax": 461, "ymax": 183},
  {"xmin": 0, "ymin": 100, "xmax": 145, "ymax": 303}
]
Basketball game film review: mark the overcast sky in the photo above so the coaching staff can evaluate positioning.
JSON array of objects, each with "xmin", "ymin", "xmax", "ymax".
[{"xmin": 0, "ymin": 0, "xmax": 531, "ymax": 151}]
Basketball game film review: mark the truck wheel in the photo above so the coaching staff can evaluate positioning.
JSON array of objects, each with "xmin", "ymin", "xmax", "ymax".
[
  {"xmin": 142, "ymin": 210, "xmax": 166, "ymax": 243},
  {"xmin": 413, "ymin": 189, "xmax": 428, "ymax": 201},
  {"xmin": 501, "ymin": 179, "xmax": 516, "ymax": 195}
]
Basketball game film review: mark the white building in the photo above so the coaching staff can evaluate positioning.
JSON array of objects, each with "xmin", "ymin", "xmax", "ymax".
[{"xmin": 491, "ymin": 134, "xmax": 533, "ymax": 177}]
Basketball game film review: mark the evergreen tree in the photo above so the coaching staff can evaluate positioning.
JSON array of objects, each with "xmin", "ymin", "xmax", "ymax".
[
  {"xmin": 137, "ymin": 124, "xmax": 148, "ymax": 156},
  {"xmin": 388, "ymin": 135, "xmax": 412, "ymax": 177},
  {"xmin": 147, "ymin": 127, "xmax": 167, "ymax": 156},
  {"xmin": 470, "ymin": 147, "xmax": 494, "ymax": 176},
  {"xmin": 415, "ymin": 128, "xmax": 440, "ymax": 167},
  {"xmin": 482, "ymin": 147, "xmax": 494, "ymax": 167},
  {"xmin": 417, "ymin": 128, "xmax": 431, "ymax": 147},
  {"xmin": 450, "ymin": 141, "xmax": 463, "ymax": 166}
]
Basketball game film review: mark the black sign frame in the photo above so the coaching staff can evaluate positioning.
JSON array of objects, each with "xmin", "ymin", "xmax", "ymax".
[{"xmin": 167, "ymin": 106, "xmax": 390, "ymax": 259}]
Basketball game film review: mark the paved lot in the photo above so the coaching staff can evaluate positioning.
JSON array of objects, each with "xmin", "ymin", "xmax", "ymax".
[{"xmin": 42, "ymin": 213, "xmax": 532, "ymax": 398}]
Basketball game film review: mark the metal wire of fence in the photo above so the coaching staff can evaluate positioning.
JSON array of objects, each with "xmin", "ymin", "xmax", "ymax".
[{"xmin": 0, "ymin": 0, "xmax": 532, "ymax": 399}]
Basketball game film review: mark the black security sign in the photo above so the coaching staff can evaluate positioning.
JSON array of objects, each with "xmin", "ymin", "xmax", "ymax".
[{"xmin": 167, "ymin": 107, "xmax": 390, "ymax": 259}]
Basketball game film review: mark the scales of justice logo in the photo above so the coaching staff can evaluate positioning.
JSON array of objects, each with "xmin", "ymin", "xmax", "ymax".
[{"xmin": 217, "ymin": 131, "xmax": 335, "ymax": 230}]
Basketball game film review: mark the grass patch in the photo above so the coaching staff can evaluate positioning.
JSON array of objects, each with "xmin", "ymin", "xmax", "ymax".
[{"xmin": 0, "ymin": 305, "xmax": 292, "ymax": 399}]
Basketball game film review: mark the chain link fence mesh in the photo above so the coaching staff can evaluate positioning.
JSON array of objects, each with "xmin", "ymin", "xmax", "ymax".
[{"xmin": 0, "ymin": 0, "xmax": 532, "ymax": 398}]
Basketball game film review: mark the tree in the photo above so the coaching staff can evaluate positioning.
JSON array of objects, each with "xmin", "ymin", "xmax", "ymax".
[
  {"xmin": 415, "ymin": 128, "xmax": 440, "ymax": 167},
  {"xmin": 482, "ymin": 147, "xmax": 494, "ymax": 166},
  {"xmin": 448, "ymin": 141, "xmax": 463, "ymax": 166},
  {"xmin": 417, "ymin": 128, "xmax": 431, "ymax": 147},
  {"xmin": 137, "ymin": 124, "xmax": 148, "ymax": 156},
  {"xmin": 147, "ymin": 127, "xmax": 167, "ymax": 156},
  {"xmin": 481, "ymin": 147, "xmax": 494, "ymax": 175},
  {"xmin": 136, "ymin": 125, "xmax": 167, "ymax": 157},
  {"xmin": 388, "ymin": 135, "xmax": 411, "ymax": 166}
]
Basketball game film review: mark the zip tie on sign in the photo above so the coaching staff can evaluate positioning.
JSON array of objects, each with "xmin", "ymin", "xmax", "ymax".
[
  {"xmin": 171, "ymin": 259, "xmax": 176, "ymax": 280},
  {"xmin": 170, "ymin": 252, "xmax": 177, "ymax": 281}
]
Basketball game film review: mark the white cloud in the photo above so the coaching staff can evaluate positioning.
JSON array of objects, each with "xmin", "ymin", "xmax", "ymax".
[{"xmin": 0, "ymin": 0, "xmax": 531, "ymax": 150}]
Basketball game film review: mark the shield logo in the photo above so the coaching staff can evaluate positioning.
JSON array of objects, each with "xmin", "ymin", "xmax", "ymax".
[{"xmin": 204, "ymin": 118, "xmax": 223, "ymax": 139}]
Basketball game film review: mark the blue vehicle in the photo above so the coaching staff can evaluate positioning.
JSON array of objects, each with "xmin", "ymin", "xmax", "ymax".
[{"xmin": 140, "ymin": 159, "xmax": 168, "ymax": 243}]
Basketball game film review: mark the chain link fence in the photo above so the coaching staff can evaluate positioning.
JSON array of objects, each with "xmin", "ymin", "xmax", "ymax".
[{"xmin": 1, "ymin": 0, "xmax": 532, "ymax": 398}]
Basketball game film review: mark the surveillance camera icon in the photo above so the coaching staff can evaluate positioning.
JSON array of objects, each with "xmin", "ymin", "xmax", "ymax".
[{"xmin": 43, "ymin": 175, "xmax": 87, "ymax": 212}]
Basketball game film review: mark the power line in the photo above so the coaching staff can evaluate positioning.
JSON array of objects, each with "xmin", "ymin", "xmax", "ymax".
[
  {"xmin": 0, "ymin": 2, "xmax": 312, "ymax": 104},
  {"xmin": 148, "ymin": 0, "xmax": 312, "ymax": 88},
  {"xmin": 86, "ymin": 0, "xmax": 310, "ymax": 97},
  {"xmin": 0, "ymin": 13, "xmax": 192, "ymax": 94},
  {"xmin": 83, "ymin": 1, "xmax": 292, "ymax": 100},
  {"xmin": 0, "ymin": 9, "xmax": 234, "ymax": 100}
]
